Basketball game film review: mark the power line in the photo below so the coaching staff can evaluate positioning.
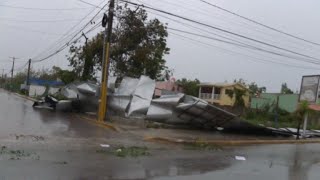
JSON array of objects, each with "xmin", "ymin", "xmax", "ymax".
[
  {"xmin": 168, "ymin": 27, "xmax": 320, "ymax": 65},
  {"xmin": 78, "ymin": 0, "xmax": 107, "ymax": 10},
  {"xmin": 32, "ymin": 17, "xmax": 104, "ymax": 63},
  {"xmin": 0, "ymin": 17, "xmax": 82, "ymax": 23},
  {"xmin": 137, "ymin": 0, "xmax": 317, "ymax": 57},
  {"xmin": 170, "ymin": 31, "xmax": 320, "ymax": 70},
  {"xmin": 31, "ymin": 0, "xmax": 106, "ymax": 60},
  {"xmin": 119, "ymin": 0, "xmax": 320, "ymax": 62},
  {"xmin": 2, "ymin": 24, "xmax": 65, "ymax": 36},
  {"xmin": 148, "ymin": 11, "xmax": 318, "ymax": 64},
  {"xmin": 199, "ymin": 0, "xmax": 320, "ymax": 47},
  {"xmin": 32, "ymin": 0, "xmax": 108, "ymax": 62},
  {"xmin": 0, "ymin": 4, "xmax": 89, "ymax": 11},
  {"xmin": 146, "ymin": 0, "xmax": 319, "ymax": 55}
]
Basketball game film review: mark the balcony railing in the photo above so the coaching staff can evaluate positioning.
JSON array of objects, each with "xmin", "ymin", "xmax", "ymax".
[
  {"xmin": 200, "ymin": 93, "xmax": 212, "ymax": 99},
  {"xmin": 213, "ymin": 94, "xmax": 221, "ymax": 100},
  {"xmin": 200, "ymin": 93, "xmax": 221, "ymax": 100}
]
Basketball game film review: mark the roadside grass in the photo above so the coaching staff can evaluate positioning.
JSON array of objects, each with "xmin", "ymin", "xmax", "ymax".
[
  {"xmin": 244, "ymin": 109, "xmax": 320, "ymax": 129},
  {"xmin": 96, "ymin": 146, "xmax": 151, "ymax": 158},
  {"xmin": 183, "ymin": 141, "xmax": 222, "ymax": 151}
]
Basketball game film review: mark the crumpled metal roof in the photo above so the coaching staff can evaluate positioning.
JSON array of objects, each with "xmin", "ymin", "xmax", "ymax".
[{"xmin": 146, "ymin": 94, "xmax": 237, "ymax": 128}]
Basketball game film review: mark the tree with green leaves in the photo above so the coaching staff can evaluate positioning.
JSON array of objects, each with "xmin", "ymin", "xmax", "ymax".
[
  {"xmin": 248, "ymin": 82, "xmax": 266, "ymax": 95},
  {"xmin": 281, "ymin": 83, "xmax": 294, "ymax": 94},
  {"xmin": 226, "ymin": 88, "xmax": 246, "ymax": 108},
  {"xmin": 68, "ymin": 5, "xmax": 170, "ymax": 81},
  {"xmin": 176, "ymin": 78, "xmax": 200, "ymax": 97}
]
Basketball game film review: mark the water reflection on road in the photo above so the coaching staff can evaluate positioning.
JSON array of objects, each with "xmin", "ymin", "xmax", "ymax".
[{"xmin": 155, "ymin": 144, "xmax": 320, "ymax": 180}]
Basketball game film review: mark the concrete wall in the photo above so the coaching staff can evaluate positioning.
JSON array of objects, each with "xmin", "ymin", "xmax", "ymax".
[
  {"xmin": 278, "ymin": 94, "xmax": 299, "ymax": 113},
  {"xmin": 251, "ymin": 93, "xmax": 299, "ymax": 113}
]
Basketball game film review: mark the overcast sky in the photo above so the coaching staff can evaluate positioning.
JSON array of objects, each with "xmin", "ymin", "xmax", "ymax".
[{"xmin": 1, "ymin": 0, "xmax": 320, "ymax": 92}]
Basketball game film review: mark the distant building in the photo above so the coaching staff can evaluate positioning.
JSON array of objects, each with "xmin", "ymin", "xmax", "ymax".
[
  {"xmin": 198, "ymin": 82, "xmax": 250, "ymax": 107},
  {"xmin": 155, "ymin": 81, "xmax": 183, "ymax": 97}
]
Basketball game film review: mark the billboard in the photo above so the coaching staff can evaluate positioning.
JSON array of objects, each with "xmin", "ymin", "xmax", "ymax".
[{"xmin": 299, "ymin": 75, "xmax": 320, "ymax": 103}]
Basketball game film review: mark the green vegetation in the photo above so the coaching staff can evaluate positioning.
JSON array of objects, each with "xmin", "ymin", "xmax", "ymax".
[
  {"xmin": 184, "ymin": 141, "xmax": 221, "ymax": 151},
  {"xmin": 244, "ymin": 101, "xmax": 320, "ymax": 129},
  {"xmin": 68, "ymin": 5, "xmax": 170, "ymax": 81},
  {"xmin": 96, "ymin": 146, "xmax": 151, "ymax": 158},
  {"xmin": 281, "ymin": 83, "xmax": 294, "ymax": 94},
  {"xmin": 176, "ymin": 78, "xmax": 200, "ymax": 97},
  {"xmin": 114, "ymin": 146, "xmax": 150, "ymax": 157}
]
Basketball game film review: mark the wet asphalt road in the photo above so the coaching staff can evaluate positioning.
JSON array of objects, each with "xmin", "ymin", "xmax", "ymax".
[{"xmin": 1, "ymin": 89, "xmax": 320, "ymax": 180}]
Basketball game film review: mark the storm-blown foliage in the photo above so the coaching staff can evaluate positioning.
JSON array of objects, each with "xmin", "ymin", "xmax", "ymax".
[{"xmin": 68, "ymin": 5, "xmax": 170, "ymax": 80}]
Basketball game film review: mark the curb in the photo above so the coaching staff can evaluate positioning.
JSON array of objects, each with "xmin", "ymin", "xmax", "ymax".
[
  {"xmin": 13, "ymin": 93, "xmax": 37, "ymax": 102},
  {"xmin": 144, "ymin": 136, "xmax": 320, "ymax": 146}
]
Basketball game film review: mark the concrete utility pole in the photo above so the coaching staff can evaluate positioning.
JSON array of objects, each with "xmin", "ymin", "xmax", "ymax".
[
  {"xmin": 26, "ymin": 59, "xmax": 31, "ymax": 95},
  {"xmin": 9, "ymin": 57, "xmax": 16, "ymax": 81},
  {"xmin": 9, "ymin": 57, "xmax": 19, "ymax": 90},
  {"xmin": 1, "ymin": 69, "xmax": 4, "ymax": 88},
  {"xmin": 98, "ymin": 0, "xmax": 115, "ymax": 122}
]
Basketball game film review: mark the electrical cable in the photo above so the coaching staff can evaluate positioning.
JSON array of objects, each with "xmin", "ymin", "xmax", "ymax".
[
  {"xmin": 0, "ymin": 17, "xmax": 82, "ymax": 23},
  {"xmin": 199, "ymin": 0, "xmax": 320, "ymax": 46},
  {"xmin": 170, "ymin": 31, "xmax": 320, "ymax": 70},
  {"xmin": 0, "ymin": 4, "xmax": 89, "ymax": 11},
  {"xmin": 31, "ymin": 0, "xmax": 107, "ymax": 61},
  {"xmin": 119, "ymin": 0, "xmax": 320, "ymax": 62},
  {"xmin": 168, "ymin": 27, "xmax": 320, "ymax": 65},
  {"xmin": 32, "ymin": 1, "xmax": 108, "ymax": 62}
]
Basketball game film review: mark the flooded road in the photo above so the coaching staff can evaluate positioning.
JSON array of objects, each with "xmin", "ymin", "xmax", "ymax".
[{"xmin": 1, "ymin": 89, "xmax": 320, "ymax": 179}]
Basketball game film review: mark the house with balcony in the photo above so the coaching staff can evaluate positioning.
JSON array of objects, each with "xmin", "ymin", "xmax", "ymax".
[{"xmin": 198, "ymin": 82, "xmax": 250, "ymax": 107}]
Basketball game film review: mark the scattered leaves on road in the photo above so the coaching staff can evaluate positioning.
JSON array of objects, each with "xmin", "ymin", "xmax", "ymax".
[
  {"xmin": 14, "ymin": 134, "xmax": 45, "ymax": 141},
  {"xmin": 0, "ymin": 145, "xmax": 40, "ymax": 160},
  {"xmin": 96, "ymin": 146, "xmax": 151, "ymax": 158},
  {"xmin": 115, "ymin": 146, "xmax": 150, "ymax": 157},
  {"xmin": 184, "ymin": 141, "xmax": 222, "ymax": 151}
]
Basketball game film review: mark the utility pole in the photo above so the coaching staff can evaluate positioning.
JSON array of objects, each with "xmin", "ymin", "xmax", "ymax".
[
  {"xmin": 9, "ymin": 57, "xmax": 16, "ymax": 81},
  {"xmin": 9, "ymin": 57, "xmax": 18, "ymax": 91},
  {"xmin": 26, "ymin": 59, "xmax": 31, "ymax": 96},
  {"xmin": 1, "ymin": 69, "xmax": 4, "ymax": 88},
  {"xmin": 98, "ymin": 0, "xmax": 115, "ymax": 122}
]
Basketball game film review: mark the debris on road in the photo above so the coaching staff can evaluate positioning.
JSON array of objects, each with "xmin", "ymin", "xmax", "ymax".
[
  {"xmin": 0, "ymin": 146, "xmax": 39, "ymax": 160},
  {"xmin": 14, "ymin": 134, "xmax": 45, "ymax": 141},
  {"xmin": 235, "ymin": 156, "xmax": 246, "ymax": 161},
  {"xmin": 100, "ymin": 144, "xmax": 110, "ymax": 148}
]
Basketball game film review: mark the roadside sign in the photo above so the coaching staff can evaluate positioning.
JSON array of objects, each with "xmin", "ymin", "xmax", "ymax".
[{"xmin": 299, "ymin": 75, "xmax": 320, "ymax": 103}]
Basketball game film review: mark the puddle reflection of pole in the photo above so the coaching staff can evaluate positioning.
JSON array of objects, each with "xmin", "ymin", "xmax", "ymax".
[
  {"xmin": 288, "ymin": 145, "xmax": 320, "ymax": 180},
  {"xmin": 288, "ymin": 145, "xmax": 306, "ymax": 180}
]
